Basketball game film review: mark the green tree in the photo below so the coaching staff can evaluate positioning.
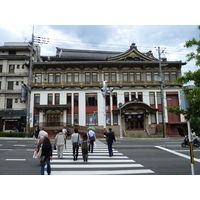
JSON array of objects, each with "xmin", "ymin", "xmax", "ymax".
[{"xmin": 167, "ymin": 26, "xmax": 200, "ymax": 134}]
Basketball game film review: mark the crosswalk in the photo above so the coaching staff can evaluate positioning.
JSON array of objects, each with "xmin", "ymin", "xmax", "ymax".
[{"xmin": 50, "ymin": 140, "xmax": 155, "ymax": 175}]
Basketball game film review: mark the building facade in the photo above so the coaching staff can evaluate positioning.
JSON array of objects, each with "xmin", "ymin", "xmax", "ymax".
[
  {"xmin": 0, "ymin": 42, "xmax": 40, "ymax": 132},
  {"xmin": 29, "ymin": 43, "xmax": 187, "ymax": 136}
]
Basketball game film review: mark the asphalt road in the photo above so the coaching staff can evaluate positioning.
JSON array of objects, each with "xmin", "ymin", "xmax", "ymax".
[{"xmin": 0, "ymin": 137, "xmax": 200, "ymax": 175}]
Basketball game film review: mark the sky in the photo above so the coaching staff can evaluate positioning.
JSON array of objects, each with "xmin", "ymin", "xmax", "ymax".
[
  {"xmin": 0, "ymin": 25, "xmax": 199, "ymax": 75},
  {"xmin": 0, "ymin": 1, "xmax": 199, "ymax": 76}
]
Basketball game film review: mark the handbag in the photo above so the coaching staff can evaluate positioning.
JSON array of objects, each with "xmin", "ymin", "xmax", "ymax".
[
  {"xmin": 54, "ymin": 144, "xmax": 57, "ymax": 150},
  {"xmin": 39, "ymin": 156, "xmax": 46, "ymax": 166},
  {"xmin": 33, "ymin": 150, "xmax": 38, "ymax": 158}
]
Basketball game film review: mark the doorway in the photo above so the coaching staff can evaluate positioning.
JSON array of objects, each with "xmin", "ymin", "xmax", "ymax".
[{"xmin": 47, "ymin": 114, "xmax": 60, "ymax": 126}]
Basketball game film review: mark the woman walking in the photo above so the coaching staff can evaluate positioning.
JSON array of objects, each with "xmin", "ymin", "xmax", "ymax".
[
  {"xmin": 81, "ymin": 133, "xmax": 89, "ymax": 162},
  {"xmin": 55, "ymin": 129, "xmax": 66, "ymax": 158},
  {"xmin": 40, "ymin": 137, "xmax": 53, "ymax": 175}
]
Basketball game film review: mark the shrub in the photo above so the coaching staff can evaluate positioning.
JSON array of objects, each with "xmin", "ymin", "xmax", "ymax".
[{"xmin": 0, "ymin": 132, "xmax": 33, "ymax": 137}]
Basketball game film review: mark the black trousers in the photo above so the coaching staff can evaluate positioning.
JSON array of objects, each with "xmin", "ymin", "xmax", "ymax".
[
  {"xmin": 89, "ymin": 140, "xmax": 94, "ymax": 153},
  {"xmin": 73, "ymin": 143, "xmax": 79, "ymax": 159}
]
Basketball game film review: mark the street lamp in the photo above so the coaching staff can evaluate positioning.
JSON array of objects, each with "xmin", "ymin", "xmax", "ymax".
[{"xmin": 101, "ymin": 81, "xmax": 113, "ymax": 133}]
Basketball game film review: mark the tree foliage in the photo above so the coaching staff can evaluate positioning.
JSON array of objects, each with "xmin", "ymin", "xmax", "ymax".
[{"xmin": 167, "ymin": 25, "xmax": 200, "ymax": 132}]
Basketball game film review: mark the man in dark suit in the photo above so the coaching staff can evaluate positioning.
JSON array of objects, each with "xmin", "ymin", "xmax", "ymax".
[{"xmin": 104, "ymin": 128, "xmax": 116, "ymax": 157}]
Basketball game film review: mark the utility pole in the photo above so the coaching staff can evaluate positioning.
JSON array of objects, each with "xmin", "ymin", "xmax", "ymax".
[
  {"xmin": 26, "ymin": 28, "xmax": 34, "ymax": 135},
  {"xmin": 158, "ymin": 47, "xmax": 166, "ymax": 138}
]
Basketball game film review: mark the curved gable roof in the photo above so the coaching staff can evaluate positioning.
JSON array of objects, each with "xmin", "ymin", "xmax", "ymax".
[
  {"xmin": 112, "ymin": 100, "xmax": 158, "ymax": 114},
  {"xmin": 107, "ymin": 43, "xmax": 158, "ymax": 61}
]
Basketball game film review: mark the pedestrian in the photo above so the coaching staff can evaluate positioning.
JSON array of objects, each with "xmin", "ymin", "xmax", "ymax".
[
  {"xmin": 40, "ymin": 137, "xmax": 53, "ymax": 175},
  {"xmin": 81, "ymin": 133, "xmax": 89, "ymax": 162},
  {"xmin": 104, "ymin": 128, "xmax": 116, "ymax": 157},
  {"xmin": 38, "ymin": 128, "xmax": 48, "ymax": 140},
  {"xmin": 66, "ymin": 128, "xmax": 71, "ymax": 139},
  {"xmin": 71, "ymin": 128, "xmax": 80, "ymax": 161},
  {"xmin": 34, "ymin": 125, "xmax": 40, "ymax": 144},
  {"xmin": 62, "ymin": 127, "xmax": 67, "ymax": 136},
  {"xmin": 87, "ymin": 128, "xmax": 96, "ymax": 153},
  {"xmin": 54, "ymin": 129, "xmax": 66, "ymax": 158}
]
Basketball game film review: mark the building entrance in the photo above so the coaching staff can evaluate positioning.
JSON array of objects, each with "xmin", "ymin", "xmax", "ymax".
[
  {"xmin": 47, "ymin": 114, "xmax": 60, "ymax": 126},
  {"xmin": 125, "ymin": 114, "xmax": 144, "ymax": 130}
]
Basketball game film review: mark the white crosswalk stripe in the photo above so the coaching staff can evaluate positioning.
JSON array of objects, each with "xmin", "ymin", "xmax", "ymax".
[{"xmin": 50, "ymin": 140, "xmax": 154, "ymax": 175}]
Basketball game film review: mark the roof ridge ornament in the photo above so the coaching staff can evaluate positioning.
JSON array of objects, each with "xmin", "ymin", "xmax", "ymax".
[{"xmin": 130, "ymin": 43, "xmax": 136, "ymax": 49}]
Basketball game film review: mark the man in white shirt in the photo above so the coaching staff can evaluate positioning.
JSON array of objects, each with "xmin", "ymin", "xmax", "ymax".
[
  {"xmin": 87, "ymin": 128, "xmax": 96, "ymax": 153},
  {"xmin": 71, "ymin": 128, "xmax": 80, "ymax": 161}
]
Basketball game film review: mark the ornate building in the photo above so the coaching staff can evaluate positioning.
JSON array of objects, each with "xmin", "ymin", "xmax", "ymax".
[{"xmin": 30, "ymin": 43, "xmax": 187, "ymax": 136}]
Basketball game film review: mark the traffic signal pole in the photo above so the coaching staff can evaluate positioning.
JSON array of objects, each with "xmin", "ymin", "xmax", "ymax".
[{"xmin": 186, "ymin": 118, "xmax": 195, "ymax": 175}]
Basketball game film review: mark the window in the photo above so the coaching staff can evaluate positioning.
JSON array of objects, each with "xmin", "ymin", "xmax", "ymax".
[
  {"xmin": 92, "ymin": 73, "xmax": 97, "ymax": 82},
  {"xmin": 129, "ymin": 73, "xmax": 134, "ymax": 82},
  {"xmin": 74, "ymin": 93, "xmax": 79, "ymax": 106},
  {"xmin": 86, "ymin": 93, "xmax": 97, "ymax": 106},
  {"xmin": 6, "ymin": 99, "xmax": 12, "ymax": 108},
  {"xmin": 149, "ymin": 92, "xmax": 155, "ymax": 104},
  {"xmin": 157, "ymin": 92, "xmax": 161, "ymax": 104},
  {"xmin": 8, "ymin": 50, "xmax": 16, "ymax": 55},
  {"xmin": 112, "ymin": 92, "xmax": 117, "ymax": 106},
  {"xmin": 55, "ymin": 73, "xmax": 61, "ymax": 83},
  {"xmin": 48, "ymin": 74, "xmax": 54, "ymax": 83},
  {"xmin": 106, "ymin": 94, "xmax": 110, "ymax": 106},
  {"xmin": 123, "ymin": 73, "xmax": 128, "ymax": 82},
  {"xmin": 124, "ymin": 92, "xmax": 129, "ymax": 103},
  {"xmin": 131, "ymin": 92, "xmax": 136, "ymax": 101},
  {"xmin": 55, "ymin": 93, "xmax": 60, "ymax": 104},
  {"xmin": 34, "ymin": 94, "xmax": 40, "ymax": 104},
  {"xmin": 85, "ymin": 73, "xmax": 91, "ymax": 83},
  {"xmin": 9, "ymin": 65, "xmax": 15, "ymax": 73},
  {"xmin": 15, "ymin": 99, "xmax": 18, "ymax": 103},
  {"xmin": 66, "ymin": 73, "xmax": 72, "ymax": 83},
  {"xmin": 138, "ymin": 92, "xmax": 143, "ymax": 101},
  {"xmin": 35, "ymin": 74, "xmax": 42, "ymax": 83},
  {"xmin": 74, "ymin": 73, "xmax": 79, "ymax": 83},
  {"xmin": 104, "ymin": 73, "xmax": 109, "ymax": 82},
  {"xmin": 136, "ymin": 72, "xmax": 141, "ymax": 82},
  {"xmin": 8, "ymin": 81, "xmax": 14, "ymax": 90},
  {"xmin": 16, "ymin": 81, "xmax": 19, "ymax": 86},
  {"xmin": 171, "ymin": 72, "xmax": 177, "ymax": 81},
  {"xmin": 111, "ymin": 73, "xmax": 116, "ymax": 82},
  {"xmin": 146, "ymin": 72, "xmax": 152, "ymax": 82},
  {"xmin": 48, "ymin": 94, "xmax": 53, "ymax": 104},
  {"xmin": 151, "ymin": 113, "xmax": 156, "ymax": 123},
  {"xmin": 164, "ymin": 72, "xmax": 170, "ymax": 81},
  {"xmin": 0, "ymin": 65, "xmax": 2, "ymax": 73},
  {"xmin": 153, "ymin": 72, "xmax": 159, "ymax": 81},
  {"xmin": 67, "ymin": 93, "xmax": 71, "ymax": 104}
]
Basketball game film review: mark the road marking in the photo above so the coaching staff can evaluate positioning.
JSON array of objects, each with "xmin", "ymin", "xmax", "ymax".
[
  {"xmin": 51, "ymin": 159, "xmax": 135, "ymax": 163},
  {"xmin": 51, "ymin": 169, "xmax": 155, "ymax": 175},
  {"xmin": 155, "ymin": 146, "xmax": 200, "ymax": 163},
  {"xmin": 51, "ymin": 163, "xmax": 143, "ymax": 169},
  {"xmin": 13, "ymin": 145, "xmax": 26, "ymax": 147},
  {"xmin": 53, "ymin": 155, "xmax": 129, "ymax": 159},
  {"xmin": 6, "ymin": 159, "xmax": 26, "ymax": 161},
  {"xmin": 0, "ymin": 149, "xmax": 13, "ymax": 151}
]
